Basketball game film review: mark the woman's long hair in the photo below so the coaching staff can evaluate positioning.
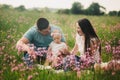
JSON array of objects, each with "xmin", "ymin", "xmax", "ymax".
[{"xmin": 78, "ymin": 18, "xmax": 101, "ymax": 54}]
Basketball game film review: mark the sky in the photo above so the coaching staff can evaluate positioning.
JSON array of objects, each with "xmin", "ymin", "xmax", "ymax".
[{"xmin": 0, "ymin": 0, "xmax": 120, "ymax": 13}]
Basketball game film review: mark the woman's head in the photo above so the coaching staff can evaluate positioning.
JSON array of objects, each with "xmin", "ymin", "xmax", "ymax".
[
  {"xmin": 76, "ymin": 22, "xmax": 84, "ymax": 36},
  {"xmin": 77, "ymin": 18, "xmax": 97, "ymax": 38}
]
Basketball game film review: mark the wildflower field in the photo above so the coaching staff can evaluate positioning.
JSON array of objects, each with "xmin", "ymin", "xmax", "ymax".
[{"xmin": 0, "ymin": 9, "xmax": 120, "ymax": 80}]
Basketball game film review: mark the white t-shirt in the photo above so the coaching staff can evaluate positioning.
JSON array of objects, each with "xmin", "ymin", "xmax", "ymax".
[
  {"xmin": 76, "ymin": 33, "xmax": 101, "ymax": 63},
  {"xmin": 76, "ymin": 33, "xmax": 85, "ymax": 56},
  {"xmin": 49, "ymin": 41, "xmax": 67, "ymax": 57}
]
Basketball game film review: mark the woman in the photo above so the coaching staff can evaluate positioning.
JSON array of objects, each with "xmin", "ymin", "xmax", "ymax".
[{"xmin": 71, "ymin": 18, "xmax": 101, "ymax": 63}]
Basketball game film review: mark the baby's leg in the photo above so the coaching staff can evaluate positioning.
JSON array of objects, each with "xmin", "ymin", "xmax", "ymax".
[
  {"xmin": 44, "ymin": 58, "xmax": 51, "ymax": 66},
  {"xmin": 51, "ymin": 57, "xmax": 58, "ymax": 67}
]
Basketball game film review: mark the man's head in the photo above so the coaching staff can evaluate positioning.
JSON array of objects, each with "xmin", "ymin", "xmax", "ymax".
[{"xmin": 37, "ymin": 18, "xmax": 50, "ymax": 35}]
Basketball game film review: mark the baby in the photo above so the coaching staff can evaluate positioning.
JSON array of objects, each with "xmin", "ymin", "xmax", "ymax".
[{"xmin": 44, "ymin": 30, "xmax": 67, "ymax": 67}]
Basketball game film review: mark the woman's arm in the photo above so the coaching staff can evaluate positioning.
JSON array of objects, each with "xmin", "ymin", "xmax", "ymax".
[{"xmin": 71, "ymin": 43, "xmax": 78, "ymax": 55}]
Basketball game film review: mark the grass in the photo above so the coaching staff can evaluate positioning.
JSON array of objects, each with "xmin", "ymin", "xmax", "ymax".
[{"xmin": 0, "ymin": 9, "xmax": 120, "ymax": 80}]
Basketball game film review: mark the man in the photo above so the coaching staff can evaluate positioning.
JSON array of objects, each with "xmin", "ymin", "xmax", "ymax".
[{"xmin": 16, "ymin": 18, "xmax": 66, "ymax": 66}]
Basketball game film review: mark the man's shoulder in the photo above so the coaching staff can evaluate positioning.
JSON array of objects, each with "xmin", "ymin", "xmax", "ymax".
[
  {"xmin": 27, "ymin": 26, "xmax": 38, "ymax": 34},
  {"xmin": 29, "ymin": 26, "xmax": 37, "ymax": 31},
  {"xmin": 23, "ymin": 26, "xmax": 37, "ymax": 36}
]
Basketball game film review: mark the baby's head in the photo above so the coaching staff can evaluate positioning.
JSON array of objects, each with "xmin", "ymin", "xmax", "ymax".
[{"xmin": 51, "ymin": 30, "xmax": 62, "ymax": 43}]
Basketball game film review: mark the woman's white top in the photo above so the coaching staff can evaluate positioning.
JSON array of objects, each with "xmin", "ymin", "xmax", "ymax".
[
  {"xmin": 76, "ymin": 33, "xmax": 101, "ymax": 63},
  {"xmin": 76, "ymin": 33, "xmax": 85, "ymax": 56}
]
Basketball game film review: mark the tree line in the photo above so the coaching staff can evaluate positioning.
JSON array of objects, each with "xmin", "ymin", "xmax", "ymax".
[
  {"xmin": 57, "ymin": 2, "xmax": 120, "ymax": 16},
  {"xmin": 0, "ymin": 2, "xmax": 120, "ymax": 16}
]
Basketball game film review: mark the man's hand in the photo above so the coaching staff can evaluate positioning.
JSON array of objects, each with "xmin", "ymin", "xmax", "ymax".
[
  {"xmin": 16, "ymin": 40, "xmax": 36, "ymax": 59},
  {"xmin": 27, "ymin": 47, "xmax": 36, "ymax": 59}
]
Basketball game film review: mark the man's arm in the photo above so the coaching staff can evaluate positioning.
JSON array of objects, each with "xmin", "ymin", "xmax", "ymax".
[
  {"xmin": 16, "ymin": 37, "xmax": 34, "ymax": 55},
  {"xmin": 16, "ymin": 26, "xmax": 35, "ymax": 55}
]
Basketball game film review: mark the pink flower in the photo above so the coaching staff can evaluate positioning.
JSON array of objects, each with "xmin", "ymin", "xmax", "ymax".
[
  {"xmin": 11, "ymin": 66, "xmax": 18, "ymax": 72},
  {"xmin": 112, "ymin": 72, "xmax": 116, "ymax": 75},
  {"xmin": 27, "ymin": 75, "xmax": 33, "ymax": 80},
  {"xmin": 105, "ymin": 44, "xmax": 111, "ymax": 53}
]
